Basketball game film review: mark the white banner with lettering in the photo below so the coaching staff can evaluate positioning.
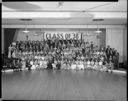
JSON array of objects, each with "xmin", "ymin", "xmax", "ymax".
[{"xmin": 43, "ymin": 32, "xmax": 82, "ymax": 40}]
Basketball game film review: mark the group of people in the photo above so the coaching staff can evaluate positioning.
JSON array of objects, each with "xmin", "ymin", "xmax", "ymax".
[{"xmin": 3, "ymin": 39, "xmax": 119, "ymax": 72}]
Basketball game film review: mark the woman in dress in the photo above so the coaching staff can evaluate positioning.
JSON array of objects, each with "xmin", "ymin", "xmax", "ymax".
[
  {"xmin": 102, "ymin": 60, "xmax": 108, "ymax": 72},
  {"xmin": 30, "ymin": 59, "xmax": 34, "ymax": 69},
  {"xmin": 43, "ymin": 58, "xmax": 48, "ymax": 69},
  {"xmin": 76, "ymin": 59, "xmax": 80, "ymax": 70},
  {"xmin": 12, "ymin": 49, "xmax": 16, "ymax": 59},
  {"xmin": 90, "ymin": 59, "xmax": 95, "ymax": 70},
  {"xmin": 39, "ymin": 58, "xmax": 43, "ymax": 69},
  {"xmin": 35, "ymin": 59, "xmax": 39, "ymax": 69},
  {"xmin": 94, "ymin": 59, "xmax": 98, "ymax": 70},
  {"xmin": 87, "ymin": 59, "xmax": 91, "ymax": 69},
  {"xmin": 98, "ymin": 59, "xmax": 103, "ymax": 71},
  {"xmin": 83, "ymin": 59, "xmax": 87, "ymax": 70},
  {"xmin": 108, "ymin": 59, "xmax": 114, "ymax": 72},
  {"xmin": 81, "ymin": 55, "xmax": 85, "ymax": 61},
  {"xmin": 31, "ymin": 59, "xmax": 36, "ymax": 70},
  {"xmin": 22, "ymin": 57, "xmax": 26, "ymax": 70},
  {"xmin": 65, "ymin": 59, "xmax": 69, "ymax": 70},
  {"xmin": 19, "ymin": 59, "xmax": 22, "ymax": 71},
  {"xmin": 79, "ymin": 59, "xmax": 84, "ymax": 70},
  {"xmin": 8, "ymin": 44, "xmax": 12, "ymax": 59},
  {"xmin": 52, "ymin": 59, "xmax": 57, "ymax": 70},
  {"xmin": 56, "ymin": 60, "xmax": 61, "ymax": 70},
  {"xmin": 61, "ymin": 59, "xmax": 66, "ymax": 70},
  {"xmin": 71, "ymin": 60, "xmax": 76, "ymax": 70}
]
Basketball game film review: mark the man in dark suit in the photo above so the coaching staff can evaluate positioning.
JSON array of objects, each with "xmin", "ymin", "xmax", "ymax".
[
  {"xmin": 26, "ymin": 59, "xmax": 31, "ymax": 70},
  {"xmin": 56, "ymin": 60, "xmax": 61, "ymax": 70},
  {"xmin": 47, "ymin": 59, "xmax": 53, "ymax": 69},
  {"xmin": 106, "ymin": 45, "xmax": 111, "ymax": 62}
]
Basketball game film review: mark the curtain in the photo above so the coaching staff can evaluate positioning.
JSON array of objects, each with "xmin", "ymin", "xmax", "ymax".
[{"xmin": 4, "ymin": 28, "xmax": 17, "ymax": 56}]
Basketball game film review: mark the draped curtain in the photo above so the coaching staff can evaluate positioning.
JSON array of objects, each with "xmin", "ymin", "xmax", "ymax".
[{"xmin": 4, "ymin": 28, "xmax": 17, "ymax": 56}]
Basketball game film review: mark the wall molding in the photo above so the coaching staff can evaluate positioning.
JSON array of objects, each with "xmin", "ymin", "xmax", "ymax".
[{"xmin": 2, "ymin": 25, "xmax": 126, "ymax": 29}]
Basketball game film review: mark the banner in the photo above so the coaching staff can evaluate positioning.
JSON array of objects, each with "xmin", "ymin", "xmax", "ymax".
[{"xmin": 43, "ymin": 32, "xmax": 82, "ymax": 40}]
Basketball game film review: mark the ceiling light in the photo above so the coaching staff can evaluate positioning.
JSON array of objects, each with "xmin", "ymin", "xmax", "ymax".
[
  {"xmin": 57, "ymin": 2, "xmax": 64, "ymax": 7},
  {"xmin": 93, "ymin": 19, "xmax": 104, "ymax": 21},
  {"xmin": 94, "ymin": 25, "xmax": 102, "ymax": 34},
  {"xmin": 20, "ymin": 19, "xmax": 32, "ymax": 21},
  {"xmin": 34, "ymin": 33, "xmax": 38, "ymax": 36},
  {"xmin": 22, "ymin": 25, "xmax": 30, "ymax": 33},
  {"xmin": 95, "ymin": 28, "xmax": 102, "ymax": 33},
  {"xmin": 21, "ymin": 19, "xmax": 31, "ymax": 33},
  {"xmin": 23, "ymin": 28, "xmax": 30, "ymax": 33}
]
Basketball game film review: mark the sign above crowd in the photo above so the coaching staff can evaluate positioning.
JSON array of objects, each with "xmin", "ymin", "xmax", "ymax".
[{"xmin": 43, "ymin": 32, "xmax": 82, "ymax": 40}]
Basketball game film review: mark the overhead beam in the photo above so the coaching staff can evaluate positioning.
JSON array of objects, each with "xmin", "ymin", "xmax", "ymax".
[
  {"xmin": 2, "ymin": 25, "xmax": 126, "ymax": 29},
  {"xmin": 2, "ymin": 12, "xmax": 127, "ymax": 19}
]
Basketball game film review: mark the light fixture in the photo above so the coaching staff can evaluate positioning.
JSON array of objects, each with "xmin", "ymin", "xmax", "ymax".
[
  {"xmin": 34, "ymin": 28, "xmax": 42, "ymax": 36},
  {"xmin": 93, "ymin": 19, "xmax": 104, "ymax": 21},
  {"xmin": 95, "ymin": 25, "xmax": 102, "ymax": 33},
  {"xmin": 95, "ymin": 29, "xmax": 102, "ymax": 33},
  {"xmin": 34, "ymin": 33, "xmax": 38, "ymax": 36},
  {"xmin": 20, "ymin": 19, "xmax": 31, "ymax": 33},
  {"xmin": 57, "ymin": 2, "xmax": 64, "ymax": 7},
  {"xmin": 22, "ymin": 25, "xmax": 30, "ymax": 33},
  {"xmin": 23, "ymin": 28, "xmax": 30, "ymax": 33}
]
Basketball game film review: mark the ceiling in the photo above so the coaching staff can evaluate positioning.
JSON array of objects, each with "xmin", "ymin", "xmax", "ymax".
[
  {"xmin": 2, "ymin": 0, "xmax": 127, "ymax": 25},
  {"xmin": 2, "ymin": 1, "xmax": 127, "ymax": 12}
]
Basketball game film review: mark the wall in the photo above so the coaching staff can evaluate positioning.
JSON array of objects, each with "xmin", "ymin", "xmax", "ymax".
[
  {"xmin": 123, "ymin": 27, "xmax": 127, "ymax": 62},
  {"xmin": 106, "ymin": 28, "xmax": 124, "ymax": 63},
  {"xmin": 14, "ymin": 29, "xmax": 44, "ymax": 41},
  {"xmin": 82, "ymin": 29, "xmax": 106, "ymax": 47}
]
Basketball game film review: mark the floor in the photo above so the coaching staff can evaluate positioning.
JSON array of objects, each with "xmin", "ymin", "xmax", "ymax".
[{"xmin": 2, "ymin": 69, "xmax": 127, "ymax": 100}]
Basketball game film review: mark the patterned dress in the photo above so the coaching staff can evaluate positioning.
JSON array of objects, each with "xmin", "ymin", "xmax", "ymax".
[
  {"xmin": 87, "ymin": 61, "xmax": 91, "ymax": 69},
  {"xmin": 83, "ymin": 61, "xmax": 87, "ymax": 69},
  {"xmin": 8, "ymin": 46, "xmax": 12, "ymax": 58},
  {"xmin": 71, "ymin": 62, "xmax": 76, "ymax": 70},
  {"xmin": 79, "ymin": 61, "xmax": 84, "ymax": 70},
  {"xmin": 22, "ymin": 59, "xmax": 26, "ymax": 70}
]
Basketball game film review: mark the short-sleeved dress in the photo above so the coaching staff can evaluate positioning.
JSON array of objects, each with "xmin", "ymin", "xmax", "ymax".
[
  {"xmin": 22, "ymin": 59, "xmax": 26, "ymax": 70},
  {"xmin": 62, "ymin": 62, "xmax": 67, "ymax": 70},
  {"xmin": 31, "ymin": 61, "xmax": 36, "ymax": 70},
  {"xmin": 83, "ymin": 61, "xmax": 87, "ymax": 69},
  {"xmin": 79, "ymin": 61, "xmax": 84, "ymax": 70},
  {"xmin": 71, "ymin": 63, "xmax": 76, "ymax": 70},
  {"xmin": 43, "ymin": 60, "xmax": 47, "ymax": 69},
  {"xmin": 87, "ymin": 61, "xmax": 91, "ymax": 69},
  {"xmin": 98, "ymin": 61, "xmax": 103, "ymax": 70},
  {"xmin": 90, "ymin": 61, "xmax": 95, "ymax": 69}
]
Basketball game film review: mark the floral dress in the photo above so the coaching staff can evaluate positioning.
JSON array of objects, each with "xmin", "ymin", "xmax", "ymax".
[
  {"xmin": 71, "ymin": 62, "xmax": 76, "ymax": 70},
  {"xmin": 87, "ymin": 61, "xmax": 91, "ymax": 69},
  {"xmin": 79, "ymin": 61, "xmax": 84, "ymax": 70},
  {"xmin": 83, "ymin": 61, "xmax": 87, "ymax": 69},
  {"xmin": 8, "ymin": 46, "xmax": 12, "ymax": 58},
  {"xmin": 98, "ymin": 61, "xmax": 103, "ymax": 70},
  {"xmin": 22, "ymin": 59, "xmax": 26, "ymax": 70}
]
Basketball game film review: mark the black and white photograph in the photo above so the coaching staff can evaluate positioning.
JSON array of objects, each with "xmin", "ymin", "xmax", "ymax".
[{"xmin": 1, "ymin": 0, "xmax": 127, "ymax": 101}]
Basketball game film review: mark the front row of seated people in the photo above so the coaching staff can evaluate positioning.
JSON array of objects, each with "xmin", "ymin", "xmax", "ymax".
[{"xmin": 10, "ymin": 56, "xmax": 114, "ymax": 72}]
